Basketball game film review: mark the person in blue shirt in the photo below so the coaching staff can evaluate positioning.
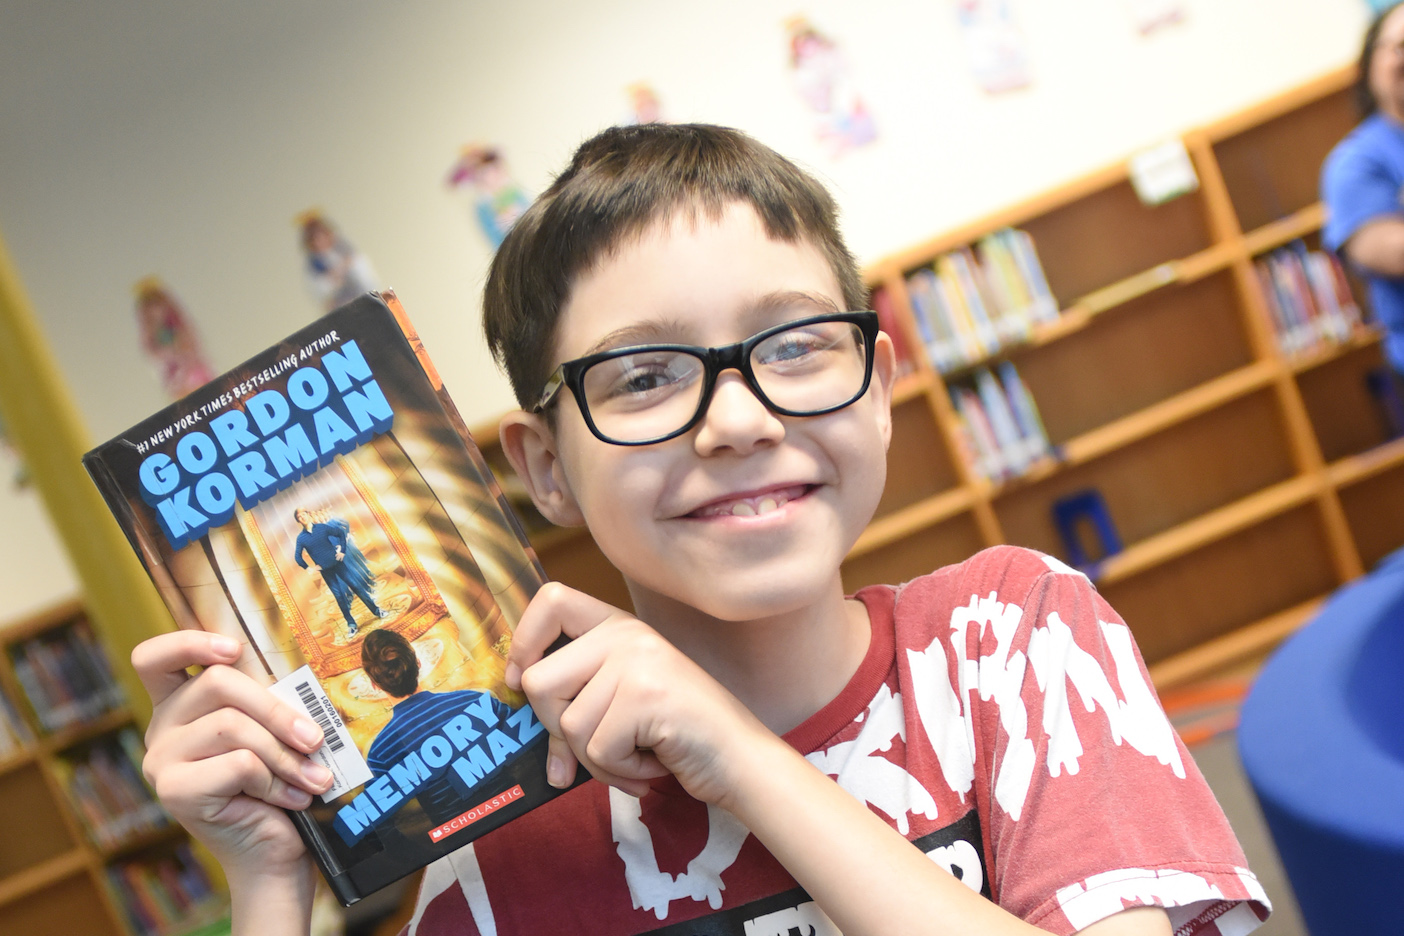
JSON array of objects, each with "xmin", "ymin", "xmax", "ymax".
[
  {"xmin": 360, "ymin": 628, "xmax": 515, "ymax": 823},
  {"xmin": 292, "ymin": 507, "xmax": 384, "ymax": 639},
  {"xmin": 1323, "ymin": 2, "xmax": 1404, "ymax": 376}
]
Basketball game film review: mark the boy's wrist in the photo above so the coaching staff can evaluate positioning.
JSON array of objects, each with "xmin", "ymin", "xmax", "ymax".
[{"xmin": 226, "ymin": 859, "xmax": 318, "ymax": 936}]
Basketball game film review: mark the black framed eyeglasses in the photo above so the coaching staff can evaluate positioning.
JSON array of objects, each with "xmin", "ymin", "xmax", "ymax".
[{"xmin": 533, "ymin": 311, "xmax": 880, "ymax": 446}]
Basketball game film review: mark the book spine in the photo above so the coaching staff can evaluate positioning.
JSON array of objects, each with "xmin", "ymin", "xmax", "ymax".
[
  {"xmin": 934, "ymin": 260, "xmax": 985, "ymax": 364},
  {"xmin": 975, "ymin": 368, "xmax": 1030, "ymax": 474},
  {"xmin": 952, "ymin": 386, "xmax": 1006, "ymax": 480},
  {"xmin": 871, "ymin": 287, "xmax": 916, "ymax": 376},
  {"xmin": 997, "ymin": 362, "xmax": 1052, "ymax": 463},
  {"xmin": 1006, "ymin": 229, "xmax": 1060, "ymax": 324},
  {"xmin": 948, "ymin": 252, "xmax": 1001, "ymax": 355}
]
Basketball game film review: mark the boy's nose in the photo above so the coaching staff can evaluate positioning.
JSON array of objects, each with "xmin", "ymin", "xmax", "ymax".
[{"xmin": 693, "ymin": 371, "xmax": 785, "ymax": 455}]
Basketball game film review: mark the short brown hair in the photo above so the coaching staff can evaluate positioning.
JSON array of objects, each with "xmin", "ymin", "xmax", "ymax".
[
  {"xmin": 361, "ymin": 629, "xmax": 419, "ymax": 698},
  {"xmin": 482, "ymin": 123, "xmax": 867, "ymax": 409}
]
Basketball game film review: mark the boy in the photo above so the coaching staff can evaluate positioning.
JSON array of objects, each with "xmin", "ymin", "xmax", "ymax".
[{"xmin": 132, "ymin": 124, "xmax": 1270, "ymax": 936}]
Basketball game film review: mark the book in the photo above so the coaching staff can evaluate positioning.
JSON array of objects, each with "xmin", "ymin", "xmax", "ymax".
[
  {"xmin": 6, "ymin": 617, "xmax": 126, "ymax": 733},
  {"xmin": 84, "ymin": 291, "xmax": 574, "ymax": 906}
]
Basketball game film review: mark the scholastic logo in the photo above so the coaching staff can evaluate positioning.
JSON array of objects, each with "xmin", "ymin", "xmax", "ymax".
[{"xmin": 428, "ymin": 785, "xmax": 525, "ymax": 843}]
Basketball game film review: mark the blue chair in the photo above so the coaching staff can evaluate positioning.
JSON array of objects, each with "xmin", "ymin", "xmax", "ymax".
[{"xmin": 1238, "ymin": 552, "xmax": 1404, "ymax": 935}]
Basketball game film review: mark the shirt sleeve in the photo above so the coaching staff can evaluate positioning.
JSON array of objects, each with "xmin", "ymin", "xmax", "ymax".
[
  {"xmin": 957, "ymin": 550, "xmax": 1271, "ymax": 935},
  {"xmin": 1322, "ymin": 131, "xmax": 1403, "ymax": 253}
]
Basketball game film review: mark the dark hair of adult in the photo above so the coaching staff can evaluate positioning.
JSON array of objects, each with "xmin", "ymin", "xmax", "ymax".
[
  {"xmin": 361, "ymin": 629, "xmax": 419, "ymax": 698},
  {"xmin": 481, "ymin": 123, "xmax": 868, "ymax": 411},
  {"xmin": 1358, "ymin": 3, "xmax": 1404, "ymax": 116}
]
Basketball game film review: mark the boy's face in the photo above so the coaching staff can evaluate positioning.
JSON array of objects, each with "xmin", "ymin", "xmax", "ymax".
[{"xmin": 511, "ymin": 202, "xmax": 895, "ymax": 623}]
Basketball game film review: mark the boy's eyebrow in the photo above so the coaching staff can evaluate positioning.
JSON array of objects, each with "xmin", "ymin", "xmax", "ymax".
[
  {"xmin": 582, "ymin": 320, "xmax": 691, "ymax": 357},
  {"xmin": 579, "ymin": 292, "xmax": 843, "ymax": 357}
]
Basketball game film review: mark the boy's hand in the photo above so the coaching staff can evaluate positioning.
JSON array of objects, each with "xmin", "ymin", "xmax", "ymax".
[
  {"xmin": 504, "ymin": 583, "xmax": 777, "ymax": 807},
  {"xmin": 131, "ymin": 631, "xmax": 334, "ymax": 885}
]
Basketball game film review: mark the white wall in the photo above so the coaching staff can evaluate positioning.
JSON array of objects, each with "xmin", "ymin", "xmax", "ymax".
[{"xmin": 0, "ymin": 0, "xmax": 1371, "ymax": 613}]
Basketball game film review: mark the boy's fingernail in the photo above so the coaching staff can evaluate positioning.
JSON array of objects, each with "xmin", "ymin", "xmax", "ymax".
[
  {"xmin": 546, "ymin": 754, "xmax": 567, "ymax": 788},
  {"xmin": 302, "ymin": 760, "xmax": 334, "ymax": 788},
  {"xmin": 504, "ymin": 662, "xmax": 521, "ymax": 688},
  {"xmin": 212, "ymin": 635, "xmax": 240, "ymax": 656},
  {"xmin": 293, "ymin": 718, "xmax": 323, "ymax": 748}
]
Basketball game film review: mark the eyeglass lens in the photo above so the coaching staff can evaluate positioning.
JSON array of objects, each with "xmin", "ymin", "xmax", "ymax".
[{"xmin": 579, "ymin": 319, "xmax": 869, "ymax": 443}]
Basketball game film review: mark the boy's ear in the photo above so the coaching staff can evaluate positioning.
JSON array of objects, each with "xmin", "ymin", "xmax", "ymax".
[
  {"xmin": 498, "ymin": 411, "xmax": 586, "ymax": 527},
  {"xmin": 871, "ymin": 331, "xmax": 897, "ymax": 450}
]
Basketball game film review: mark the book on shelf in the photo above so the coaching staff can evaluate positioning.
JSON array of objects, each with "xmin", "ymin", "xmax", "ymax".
[
  {"xmin": 84, "ymin": 291, "xmax": 577, "ymax": 906},
  {"xmin": 107, "ymin": 842, "xmax": 222, "ymax": 936},
  {"xmin": 871, "ymin": 286, "xmax": 917, "ymax": 378},
  {"xmin": 904, "ymin": 228, "xmax": 1059, "ymax": 374},
  {"xmin": 1253, "ymin": 245, "xmax": 1361, "ymax": 355},
  {"xmin": 53, "ymin": 726, "xmax": 172, "ymax": 850},
  {"xmin": 948, "ymin": 363, "xmax": 1052, "ymax": 482},
  {"xmin": 0, "ymin": 685, "xmax": 34, "ymax": 757},
  {"xmin": 6, "ymin": 616, "xmax": 126, "ymax": 734}
]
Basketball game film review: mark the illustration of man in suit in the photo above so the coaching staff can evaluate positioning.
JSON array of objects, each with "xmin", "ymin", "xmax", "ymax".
[{"xmin": 294, "ymin": 507, "xmax": 384, "ymax": 638}]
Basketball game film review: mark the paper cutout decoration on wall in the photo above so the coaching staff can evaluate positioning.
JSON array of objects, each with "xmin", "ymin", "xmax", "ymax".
[
  {"xmin": 955, "ymin": 0, "xmax": 1031, "ymax": 94},
  {"xmin": 446, "ymin": 144, "xmax": 532, "ymax": 250},
  {"xmin": 785, "ymin": 16, "xmax": 877, "ymax": 156},
  {"xmin": 133, "ymin": 276, "xmax": 215, "ymax": 400},
  {"xmin": 626, "ymin": 82, "xmax": 666, "ymax": 125},
  {"xmin": 0, "ymin": 412, "xmax": 30, "ymax": 489},
  {"xmin": 1126, "ymin": 0, "xmax": 1185, "ymax": 34},
  {"xmin": 296, "ymin": 211, "xmax": 381, "ymax": 313}
]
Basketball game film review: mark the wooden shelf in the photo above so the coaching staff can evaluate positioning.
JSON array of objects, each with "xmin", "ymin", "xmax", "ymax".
[
  {"xmin": 476, "ymin": 65, "xmax": 1401, "ymax": 775},
  {"xmin": 1058, "ymin": 360, "xmax": 1278, "ymax": 468},
  {"xmin": 98, "ymin": 821, "xmax": 186, "ymax": 862},
  {"xmin": 1149, "ymin": 595, "xmax": 1326, "ymax": 690},
  {"xmin": 0, "ymin": 849, "xmax": 88, "ymax": 909},
  {"xmin": 937, "ymin": 241, "xmax": 1237, "ymax": 382},
  {"xmin": 1242, "ymin": 201, "xmax": 1327, "ymax": 256},
  {"xmin": 0, "ymin": 746, "xmax": 37, "ymax": 778},
  {"xmin": 1097, "ymin": 474, "xmax": 1320, "ymax": 586},
  {"xmin": 1287, "ymin": 326, "xmax": 1384, "ymax": 375},
  {"xmin": 40, "ymin": 708, "xmax": 134, "ymax": 755},
  {"xmin": 849, "ymin": 487, "xmax": 975, "ymax": 559},
  {"xmin": 1328, "ymin": 435, "xmax": 1404, "ymax": 489},
  {"xmin": 0, "ymin": 603, "xmax": 214, "ymax": 936}
]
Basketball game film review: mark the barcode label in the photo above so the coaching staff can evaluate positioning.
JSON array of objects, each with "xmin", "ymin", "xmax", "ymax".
[
  {"xmin": 296, "ymin": 681, "xmax": 344, "ymax": 752},
  {"xmin": 270, "ymin": 665, "xmax": 373, "ymax": 802}
]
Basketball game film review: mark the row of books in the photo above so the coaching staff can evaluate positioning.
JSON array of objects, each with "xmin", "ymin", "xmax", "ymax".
[
  {"xmin": 0, "ymin": 686, "xmax": 33, "ymax": 758},
  {"xmin": 107, "ymin": 843, "xmax": 223, "ymax": 936},
  {"xmin": 905, "ymin": 228, "xmax": 1060, "ymax": 374},
  {"xmin": 1254, "ymin": 246, "xmax": 1362, "ymax": 355},
  {"xmin": 7, "ymin": 617, "xmax": 126, "ymax": 734},
  {"xmin": 949, "ymin": 362, "xmax": 1053, "ymax": 482},
  {"xmin": 54, "ymin": 727, "xmax": 172, "ymax": 850}
]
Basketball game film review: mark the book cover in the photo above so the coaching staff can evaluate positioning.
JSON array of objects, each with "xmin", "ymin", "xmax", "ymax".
[{"xmin": 83, "ymin": 291, "xmax": 573, "ymax": 906}]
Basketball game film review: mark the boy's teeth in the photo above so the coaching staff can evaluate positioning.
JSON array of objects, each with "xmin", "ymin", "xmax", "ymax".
[{"xmin": 718, "ymin": 492, "xmax": 790, "ymax": 517}]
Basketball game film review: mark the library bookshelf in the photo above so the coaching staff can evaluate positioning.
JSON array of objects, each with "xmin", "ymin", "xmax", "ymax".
[
  {"xmin": 471, "ymin": 64, "xmax": 1390, "ymax": 693},
  {"xmin": 0, "ymin": 599, "xmax": 227, "ymax": 936}
]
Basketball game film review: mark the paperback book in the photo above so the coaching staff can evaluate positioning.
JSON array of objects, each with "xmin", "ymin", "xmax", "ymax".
[{"xmin": 84, "ymin": 291, "xmax": 571, "ymax": 905}]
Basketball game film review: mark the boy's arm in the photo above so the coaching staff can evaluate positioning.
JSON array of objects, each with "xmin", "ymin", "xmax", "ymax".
[
  {"xmin": 132, "ymin": 630, "xmax": 334, "ymax": 936},
  {"xmin": 506, "ymin": 584, "xmax": 1170, "ymax": 936}
]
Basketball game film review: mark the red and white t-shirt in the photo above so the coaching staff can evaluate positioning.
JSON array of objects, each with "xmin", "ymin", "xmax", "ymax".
[{"xmin": 401, "ymin": 546, "xmax": 1270, "ymax": 935}]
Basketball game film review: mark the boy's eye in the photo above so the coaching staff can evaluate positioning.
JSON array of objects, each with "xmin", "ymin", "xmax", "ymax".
[
  {"xmin": 587, "ymin": 353, "xmax": 702, "ymax": 407},
  {"xmin": 755, "ymin": 325, "xmax": 845, "ymax": 369}
]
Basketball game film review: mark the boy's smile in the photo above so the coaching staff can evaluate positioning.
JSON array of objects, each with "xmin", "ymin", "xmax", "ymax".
[{"xmin": 517, "ymin": 202, "xmax": 896, "ymax": 625}]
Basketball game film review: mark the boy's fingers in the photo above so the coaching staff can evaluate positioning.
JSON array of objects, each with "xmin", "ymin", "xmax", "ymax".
[
  {"xmin": 131, "ymin": 630, "xmax": 241, "ymax": 705},
  {"xmin": 159, "ymin": 664, "xmax": 325, "ymax": 754},
  {"xmin": 159, "ymin": 750, "xmax": 312, "ymax": 817},
  {"xmin": 506, "ymin": 583, "xmax": 626, "ymax": 689},
  {"xmin": 545, "ymin": 735, "xmax": 580, "ymax": 789},
  {"xmin": 167, "ymin": 708, "xmax": 334, "ymax": 796}
]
